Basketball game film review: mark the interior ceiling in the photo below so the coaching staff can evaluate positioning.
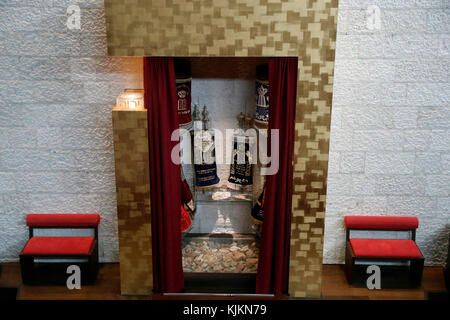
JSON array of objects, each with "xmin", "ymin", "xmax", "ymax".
[{"xmin": 184, "ymin": 57, "xmax": 271, "ymax": 79}]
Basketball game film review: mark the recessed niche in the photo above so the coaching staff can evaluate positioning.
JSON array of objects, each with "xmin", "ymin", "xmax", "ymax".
[{"xmin": 180, "ymin": 57, "xmax": 272, "ymax": 278}]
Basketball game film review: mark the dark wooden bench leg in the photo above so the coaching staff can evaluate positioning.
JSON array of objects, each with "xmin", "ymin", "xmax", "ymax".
[
  {"xmin": 345, "ymin": 244, "xmax": 354, "ymax": 285},
  {"xmin": 87, "ymin": 245, "xmax": 99, "ymax": 284},
  {"xmin": 20, "ymin": 255, "xmax": 34, "ymax": 285},
  {"xmin": 410, "ymin": 258, "xmax": 424, "ymax": 287}
]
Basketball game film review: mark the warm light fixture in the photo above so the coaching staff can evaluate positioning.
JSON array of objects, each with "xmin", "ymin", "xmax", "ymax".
[{"xmin": 116, "ymin": 89, "xmax": 144, "ymax": 110}]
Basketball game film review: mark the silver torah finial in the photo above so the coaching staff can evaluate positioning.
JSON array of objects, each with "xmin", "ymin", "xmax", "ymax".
[
  {"xmin": 237, "ymin": 112, "xmax": 245, "ymax": 130},
  {"xmin": 192, "ymin": 103, "xmax": 202, "ymax": 131},
  {"xmin": 192, "ymin": 103, "xmax": 200, "ymax": 121},
  {"xmin": 202, "ymin": 105, "xmax": 210, "ymax": 130}
]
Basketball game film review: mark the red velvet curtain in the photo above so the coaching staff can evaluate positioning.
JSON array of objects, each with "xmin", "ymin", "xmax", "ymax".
[
  {"xmin": 144, "ymin": 57, "xmax": 184, "ymax": 293},
  {"xmin": 256, "ymin": 58, "xmax": 297, "ymax": 295}
]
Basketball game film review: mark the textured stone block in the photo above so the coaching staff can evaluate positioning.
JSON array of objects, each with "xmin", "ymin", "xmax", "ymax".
[
  {"xmin": 335, "ymin": 59, "xmax": 395, "ymax": 83},
  {"xmin": 0, "ymin": 103, "xmax": 25, "ymax": 127},
  {"xmin": 0, "ymin": 150, "xmax": 114, "ymax": 172},
  {"xmin": 414, "ymin": 153, "xmax": 442, "ymax": 175},
  {"xmin": 328, "ymin": 151, "xmax": 341, "ymax": 174},
  {"xmin": 418, "ymin": 107, "xmax": 450, "ymax": 129},
  {"xmin": 3, "ymin": 31, "xmax": 81, "ymax": 57},
  {"xmin": 403, "ymin": 130, "xmax": 432, "ymax": 151},
  {"xmin": 324, "ymin": 195, "xmax": 357, "ymax": 217},
  {"xmin": 340, "ymin": 152, "xmax": 365, "ymax": 173},
  {"xmin": 0, "ymin": 80, "xmax": 84, "ymax": 103},
  {"xmin": 333, "ymin": 82, "xmax": 408, "ymax": 107},
  {"xmin": 337, "ymin": 9, "xmax": 367, "ymax": 34},
  {"xmin": 0, "ymin": 128, "xmax": 37, "ymax": 149},
  {"xmin": 37, "ymin": 127, "xmax": 63, "ymax": 149},
  {"xmin": 442, "ymin": 154, "xmax": 450, "ymax": 175},
  {"xmin": 29, "ymin": 192, "xmax": 116, "ymax": 216},
  {"xmin": 356, "ymin": 0, "xmax": 417, "ymax": 9},
  {"xmin": 0, "ymin": 173, "xmax": 17, "ymax": 193},
  {"xmin": 353, "ymin": 130, "xmax": 403, "ymax": 151},
  {"xmin": 426, "ymin": 175, "xmax": 450, "ymax": 197},
  {"xmin": 326, "ymin": 174, "xmax": 354, "ymax": 196},
  {"xmin": 81, "ymin": 80, "xmax": 126, "ymax": 104},
  {"xmin": 325, "ymin": 195, "xmax": 390, "ymax": 217},
  {"xmin": 329, "ymin": 127, "xmax": 353, "ymax": 152},
  {"xmin": 437, "ymin": 197, "xmax": 450, "ymax": 215},
  {"xmin": 330, "ymin": 106, "xmax": 342, "ymax": 129},
  {"xmin": 352, "ymin": 175, "xmax": 427, "ymax": 196},
  {"xmin": 335, "ymin": 34, "xmax": 360, "ymax": 59},
  {"xmin": 395, "ymin": 60, "xmax": 449, "ymax": 83},
  {"xmin": 342, "ymin": 107, "xmax": 395, "ymax": 130},
  {"xmin": 14, "ymin": 171, "xmax": 116, "ymax": 194},
  {"xmin": 349, "ymin": 196, "xmax": 389, "ymax": 215},
  {"xmin": 430, "ymin": 130, "xmax": 450, "ymax": 152},
  {"xmin": 427, "ymin": 9, "xmax": 450, "ymax": 33},
  {"xmin": 365, "ymin": 152, "xmax": 415, "ymax": 174},
  {"xmin": 407, "ymin": 83, "xmax": 450, "ymax": 107},
  {"xmin": 383, "ymin": 34, "xmax": 443, "ymax": 60},
  {"xmin": 0, "ymin": 57, "xmax": 72, "ymax": 81},
  {"xmin": 69, "ymin": 57, "xmax": 142, "ymax": 82},
  {"xmin": 392, "ymin": 107, "xmax": 418, "ymax": 129},
  {"xmin": 357, "ymin": 35, "xmax": 388, "ymax": 59},
  {"xmin": 415, "ymin": 0, "xmax": 446, "ymax": 8},
  {"xmin": 62, "ymin": 127, "xmax": 113, "ymax": 150},
  {"xmin": 383, "ymin": 9, "xmax": 429, "ymax": 33},
  {"xmin": 0, "ymin": 7, "xmax": 43, "ymax": 32},
  {"xmin": 387, "ymin": 196, "xmax": 438, "ymax": 217}
]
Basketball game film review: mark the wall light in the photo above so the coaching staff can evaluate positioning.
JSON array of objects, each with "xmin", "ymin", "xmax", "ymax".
[{"xmin": 116, "ymin": 89, "xmax": 145, "ymax": 110}]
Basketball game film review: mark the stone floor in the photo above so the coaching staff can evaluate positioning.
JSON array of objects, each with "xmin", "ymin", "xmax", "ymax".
[{"xmin": 182, "ymin": 238, "xmax": 259, "ymax": 273}]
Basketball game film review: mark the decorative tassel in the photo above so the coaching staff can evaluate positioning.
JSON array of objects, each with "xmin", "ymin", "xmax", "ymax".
[
  {"xmin": 181, "ymin": 167, "xmax": 196, "ymax": 217},
  {"xmin": 180, "ymin": 205, "xmax": 193, "ymax": 233}
]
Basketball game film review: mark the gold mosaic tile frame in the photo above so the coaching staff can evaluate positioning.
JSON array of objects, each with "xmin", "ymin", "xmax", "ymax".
[
  {"xmin": 106, "ymin": 0, "xmax": 338, "ymax": 298},
  {"xmin": 112, "ymin": 109, "xmax": 153, "ymax": 295}
]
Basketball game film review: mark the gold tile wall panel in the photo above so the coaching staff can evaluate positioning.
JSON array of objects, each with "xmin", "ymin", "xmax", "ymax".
[
  {"xmin": 105, "ymin": 0, "xmax": 338, "ymax": 298},
  {"xmin": 112, "ymin": 109, "xmax": 153, "ymax": 295}
]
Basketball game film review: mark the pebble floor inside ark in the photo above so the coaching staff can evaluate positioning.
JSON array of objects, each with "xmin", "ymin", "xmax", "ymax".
[{"xmin": 182, "ymin": 238, "xmax": 259, "ymax": 273}]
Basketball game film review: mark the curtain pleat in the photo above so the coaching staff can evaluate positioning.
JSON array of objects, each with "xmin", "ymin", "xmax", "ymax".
[
  {"xmin": 256, "ymin": 57, "xmax": 297, "ymax": 295},
  {"xmin": 144, "ymin": 57, "xmax": 184, "ymax": 293}
]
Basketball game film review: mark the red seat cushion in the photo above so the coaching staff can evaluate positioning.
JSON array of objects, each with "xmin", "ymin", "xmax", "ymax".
[
  {"xmin": 22, "ymin": 237, "xmax": 95, "ymax": 255},
  {"xmin": 27, "ymin": 214, "xmax": 100, "ymax": 227},
  {"xmin": 350, "ymin": 239, "xmax": 423, "ymax": 259},
  {"xmin": 344, "ymin": 216, "xmax": 418, "ymax": 230}
]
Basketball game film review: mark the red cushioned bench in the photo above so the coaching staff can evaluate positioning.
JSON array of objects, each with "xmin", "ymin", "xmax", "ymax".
[
  {"xmin": 344, "ymin": 216, "xmax": 424, "ymax": 286},
  {"xmin": 19, "ymin": 214, "xmax": 100, "ymax": 285}
]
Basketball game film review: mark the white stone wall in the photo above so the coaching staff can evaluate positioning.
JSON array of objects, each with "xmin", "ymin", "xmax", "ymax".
[
  {"xmin": 0, "ymin": 1, "xmax": 142, "ymax": 262},
  {"xmin": 325, "ymin": 0, "xmax": 450, "ymax": 265}
]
